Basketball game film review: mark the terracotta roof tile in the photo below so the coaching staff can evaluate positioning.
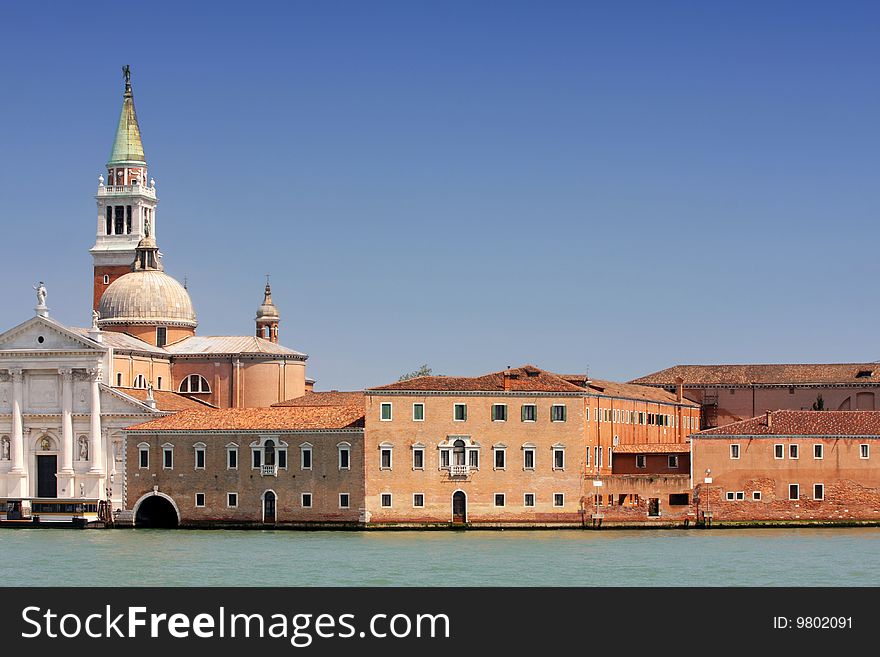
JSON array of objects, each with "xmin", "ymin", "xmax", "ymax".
[
  {"xmin": 116, "ymin": 387, "xmax": 216, "ymax": 411},
  {"xmin": 164, "ymin": 335, "xmax": 306, "ymax": 358},
  {"xmin": 127, "ymin": 406, "xmax": 365, "ymax": 432},
  {"xmin": 368, "ymin": 365, "xmax": 585, "ymax": 393},
  {"xmin": 694, "ymin": 410, "xmax": 880, "ymax": 437},
  {"xmin": 272, "ymin": 391, "xmax": 364, "ymax": 408},
  {"xmin": 612, "ymin": 443, "xmax": 691, "ymax": 454},
  {"xmin": 631, "ymin": 363, "xmax": 880, "ymax": 386},
  {"xmin": 582, "ymin": 377, "xmax": 698, "ymax": 407}
]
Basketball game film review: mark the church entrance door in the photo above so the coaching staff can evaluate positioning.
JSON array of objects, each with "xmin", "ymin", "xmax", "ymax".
[{"xmin": 36, "ymin": 455, "xmax": 57, "ymax": 498}]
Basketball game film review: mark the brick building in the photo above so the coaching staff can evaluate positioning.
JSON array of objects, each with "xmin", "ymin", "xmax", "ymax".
[
  {"xmin": 691, "ymin": 410, "xmax": 880, "ymax": 524},
  {"xmin": 631, "ymin": 363, "xmax": 880, "ymax": 428}
]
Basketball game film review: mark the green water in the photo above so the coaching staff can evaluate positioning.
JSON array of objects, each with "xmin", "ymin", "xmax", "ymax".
[{"xmin": 2, "ymin": 527, "xmax": 878, "ymax": 586}]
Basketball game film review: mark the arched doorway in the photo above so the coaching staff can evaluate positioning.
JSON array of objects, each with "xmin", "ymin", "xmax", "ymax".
[
  {"xmin": 263, "ymin": 490, "xmax": 276, "ymax": 523},
  {"xmin": 452, "ymin": 490, "xmax": 467, "ymax": 524},
  {"xmin": 134, "ymin": 494, "xmax": 179, "ymax": 528}
]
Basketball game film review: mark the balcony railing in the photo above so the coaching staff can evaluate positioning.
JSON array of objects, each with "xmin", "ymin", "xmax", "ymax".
[
  {"xmin": 449, "ymin": 464, "xmax": 470, "ymax": 477},
  {"xmin": 261, "ymin": 464, "xmax": 277, "ymax": 477},
  {"xmin": 97, "ymin": 183, "xmax": 156, "ymax": 198}
]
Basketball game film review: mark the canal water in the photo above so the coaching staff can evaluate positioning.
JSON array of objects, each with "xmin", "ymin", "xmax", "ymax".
[{"xmin": 2, "ymin": 527, "xmax": 878, "ymax": 586}]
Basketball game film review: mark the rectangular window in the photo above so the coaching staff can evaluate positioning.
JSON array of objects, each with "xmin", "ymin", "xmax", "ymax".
[
  {"xmin": 163, "ymin": 447, "xmax": 173, "ymax": 470},
  {"xmin": 339, "ymin": 493, "xmax": 350, "ymax": 509},
  {"xmin": 195, "ymin": 448, "xmax": 205, "ymax": 470},
  {"xmin": 494, "ymin": 448, "xmax": 506, "ymax": 470},
  {"xmin": 726, "ymin": 492, "xmax": 735, "ymax": 501},
  {"xmin": 752, "ymin": 491, "xmax": 762, "ymax": 501},
  {"xmin": 494, "ymin": 493, "xmax": 505, "ymax": 507},
  {"xmin": 227, "ymin": 493, "xmax": 238, "ymax": 508},
  {"xmin": 156, "ymin": 326, "xmax": 167, "ymax": 348},
  {"xmin": 380, "ymin": 402, "xmax": 392, "ymax": 421},
  {"xmin": 730, "ymin": 444, "xmax": 740, "ymax": 459},
  {"xmin": 860, "ymin": 444, "xmax": 870, "ymax": 459},
  {"xmin": 789, "ymin": 444, "xmax": 799, "ymax": 459},
  {"xmin": 553, "ymin": 493, "xmax": 564, "ymax": 507},
  {"xmin": 553, "ymin": 448, "xmax": 565, "ymax": 470},
  {"xmin": 252, "ymin": 449, "xmax": 261, "ymax": 469},
  {"xmin": 277, "ymin": 449, "xmax": 287, "ymax": 469},
  {"xmin": 440, "ymin": 450, "xmax": 450, "ymax": 468},
  {"xmin": 139, "ymin": 447, "xmax": 149, "ymax": 469},
  {"xmin": 668, "ymin": 455, "xmax": 679, "ymax": 469},
  {"xmin": 523, "ymin": 448, "xmax": 535, "ymax": 470},
  {"xmin": 339, "ymin": 447, "xmax": 350, "ymax": 470},
  {"xmin": 813, "ymin": 483, "xmax": 824, "ymax": 500},
  {"xmin": 412, "ymin": 448, "xmax": 424, "ymax": 470},
  {"xmin": 195, "ymin": 493, "xmax": 205, "ymax": 507},
  {"xmin": 116, "ymin": 372, "xmax": 123, "ymax": 386},
  {"xmin": 774, "ymin": 444, "xmax": 784, "ymax": 459},
  {"xmin": 814, "ymin": 444, "xmax": 823, "ymax": 459},
  {"xmin": 524, "ymin": 493, "xmax": 535, "ymax": 507},
  {"xmin": 735, "ymin": 491, "xmax": 745, "ymax": 501},
  {"xmin": 584, "ymin": 446, "xmax": 590, "ymax": 467},
  {"xmin": 301, "ymin": 447, "xmax": 312, "ymax": 470},
  {"xmin": 454, "ymin": 403, "xmax": 467, "ymax": 421},
  {"xmin": 380, "ymin": 448, "xmax": 392, "ymax": 470},
  {"xmin": 381, "ymin": 493, "xmax": 392, "ymax": 508},
  {"xmin": 521, "ymin": 404, "xmax": 537, "ymax": 422},
  {"xmin": 492, "ymin": 404, "xmax": 507, "ymax": 421},
  {"xmin": 412, "ymin": 403, "xmax": 425, "ymax": 421},
  {"xmin": 551, "ymin": 404, "xmax": 567, "ymax": 422},
  {"xmin": 789, "ymin": 484, "xmax": 799, "ymax": 500},
  {"xmin": 301, "ymin": 493, "xmax": 312, "ymax": 508},
  {"xmin": 157, "ymin": 376, "xmax": 162, "ymax": 389},
  {"xmin": 598, "ymin": 446, "xmax": 603, "ymax": 469},
  {"xmin": 468, "ymin": 450, "xmax": 479, "ymax": 468},
  {"xmin": 636, "ymin": 455, "xmax": 647, "ymax": 469},
  {"xmin": 412, "ymin": 493, "xmax": 424, "ymax": 508}
]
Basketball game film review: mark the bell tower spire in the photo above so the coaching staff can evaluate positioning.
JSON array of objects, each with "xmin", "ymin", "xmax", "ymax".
[
  {"xmin": 255, "ymin": 276, "xmax": 281, "ymax": 343},
  {"xmin": 90, "ymin": 65, "xmax": 159, "ymax": 312}
]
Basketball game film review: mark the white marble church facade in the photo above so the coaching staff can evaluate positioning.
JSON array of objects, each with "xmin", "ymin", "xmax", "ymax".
[{"xmin": 0, "ymin": 307, "xmax": 164, "ymax": 511}]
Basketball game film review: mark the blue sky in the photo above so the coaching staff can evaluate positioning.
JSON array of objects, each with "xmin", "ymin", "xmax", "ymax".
[{"xmin": 0, "ymin": 1, "xmax": 878, "ymax": 390}]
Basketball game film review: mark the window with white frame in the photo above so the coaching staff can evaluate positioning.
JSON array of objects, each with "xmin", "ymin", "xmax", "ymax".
[
  {"xmin": 252, "ymin": 447, "xmax": 262, "ymax": 469},
  {"xmin": 584, "ymin": 446, "xmax": 590, "ymax": 467},
  {"xmin": 194, "ymin": 443, "xmax": 206, "ymax": 470},
  {"xmin": 300, "ymin": 444, "xmax": 313, "ymax": 470},
  {"xmin": 162, "ymin": 444, "xmax": 173, "ymax": 469},
  {"xmin": 412, "ymin": 403, "xmax": 424, "ymax": 421},
  {"xmin": 553, "ymin": 493, "xmax": 564, "ymax": 507},
  {"xmin": 227, "ymin": 492, "xmax": 238, "ymax": 508},
  {"xmin": 381, "ymin": 493, "xmax": 392, "ymax": 508},
  {"xmin": 814, "ymin": 444, "xmax": 823, "ymax": 459},
  {"xmin": 860, "ymin": 444, "xmax": 870, "ymax": 459},
  {"xmin": 412, "ymin": 445, "xmax": 424, "ymax": 470},
  {"xmin": 195, "ymin": 493, "xmax": 205, "ymax": 507},
  {"xmin": 380, "ymin": 445, "xmax": 393, "ymax": 470},
  {"xmin": 774, "ymin": 444, "xmax": 784, "ymax": 459},
  {"xmin": 493, "ymin": 445, "xmax": 506, "ymax": 470},
  {"xmin": 178, "ymin": 374, "xmax": 210, "ymax": 393},
  {"xmin": 551, "ymin": 404, "xmax": 567, "ymax": 422},
  {"xmin": 494, "ymin": 493, "xmax": 505, "ymax": 507},
  {"xmin": 668, "ymin": 455, "xmax": 679, "ymax": 469},
  {"xmin": 412, "ymin": 493, "xmax": 424, "ymax": 508},
  {"xmin": 454, "ymin": 403, "xmax": 467, "ymax": 421},
  {"xmin": 138, "ymin": 443, "xmax": 149, "ymax": 469},
  {"xmin": 735, "ymin": 491, "xmax": 745, "ymax": 501},
  {"xmin": 103, "ymin": 274, "xmax": 110, "ymax": 285},
  {"xmin": 492, "ymin": 404, "xmax": 507, "ymax": 421},
  {"xmin": 730, "ymin": 444, "xmax": 740, "ymax": 459},
  {"xmin": 521, "ymin": 404, "xmax": 537, "ymax": 422},
  {"xmin": 301, "ymin": 493, "xmax": 312, "ymax": 508},
  {"xmin": 752, "ymin": 491, "xmax": 762, "ymax": 501},
  {"xmin": 380, "ymin": 402, "xmax": 392, "ymax": 421},
  {"xmin": 552, "ymin": 447, "xmax": 565, "ymax": 470},
  {"xmin": 598, "ymin": 446, "xmax": 603, "ymax": 468},
  {"xmin": 813, "ymin": 483, "xmax": 824, "ymax": 500},
  {"xmin": 636, "ymin": 454, "xmax": 647, "ymax": 469},
  {"xmin": 338, "ymin": 443, "xmax": 351, "ymax": 470},
  {"xmin": 440, "ymin": 449, "xmax": 450, "ymax": 468},
  {"xmin": 524, "ymin": 493, "xmax": 535, "ymax": 507},
  {"xmin": 789, "ymin": 484, "xmax": 799, "ymax": 500},
  {"xmin": 523, "ymin": 446, "xmax": 536, "ymax": 470},
  {"xmin": 339, "ymin": 493, "xmax": 350, "ymax": 509},
  {"xmin": 789, "ymin": 444, "xmax": 799, "ymax": 459},
  {"xmin": 468, "ymin": 448, "xmax": 479, "ymax": 468}
]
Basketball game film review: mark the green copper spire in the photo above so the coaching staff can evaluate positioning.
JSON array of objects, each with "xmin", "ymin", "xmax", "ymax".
[{"xmin": 108, "ymin": 65, "xmax": 145, "ymax": 165}]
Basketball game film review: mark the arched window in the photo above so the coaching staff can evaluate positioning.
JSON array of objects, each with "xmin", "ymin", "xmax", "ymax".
[
  {"xmin": 179, "ymin": 374, "xmax": 211, "ymax": 393},
  {"xmin": 133, "ymin": 374, "xmax": 147, "ymax": 389},
  {"xmin": 453, "ymin": 439, "xmax": 466, "ymax": 466},
  {"xmin": 264, "ymin": 439, "xmax": 275, "ymax": 466}
]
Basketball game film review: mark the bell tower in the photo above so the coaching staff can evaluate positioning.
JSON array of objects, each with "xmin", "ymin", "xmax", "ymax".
[
  {"xmin": 90, "ymin": 65, "xmax": 158, "ymax": 312},
  {"xmin": 255, "ymin": 277, "xmax": 280, "ymax": 343}
]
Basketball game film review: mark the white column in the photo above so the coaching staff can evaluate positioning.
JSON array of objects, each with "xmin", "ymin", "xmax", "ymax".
[
  {"xmin": 89, "ymin": 366, "xmax": 104, "ymax": 474},
  {"xmin": 10, "ymin": 368, "xmax": 24, "ymax": 473},
  {"xmin": 58, "ymin": 368, "xmax": 75, "ymax": 498}
]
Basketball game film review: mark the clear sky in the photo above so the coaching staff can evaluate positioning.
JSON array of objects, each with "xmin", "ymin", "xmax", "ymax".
[{"xmin": 0, "ymin": 1, "xmax": 878, "ymax": 391}]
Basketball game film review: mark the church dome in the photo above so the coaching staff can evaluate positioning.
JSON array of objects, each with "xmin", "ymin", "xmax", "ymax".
[{"xmin": 98, "ymin": 270, "xmax": 197, "ymax": 328}]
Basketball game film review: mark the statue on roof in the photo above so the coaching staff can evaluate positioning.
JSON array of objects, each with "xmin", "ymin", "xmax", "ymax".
[
  {"xmin": 33, "ymin": 281, "xmax": 47, "ymax": 307},
  {"xmin": 122, "ymin": 64, "xmax": 131, "ymax": 88},
  {"xmin": 91, "ymin": 310, "xmax": 100, "ymax": 331}
]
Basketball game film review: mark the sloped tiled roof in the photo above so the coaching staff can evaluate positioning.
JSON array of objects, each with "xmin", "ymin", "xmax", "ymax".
[
  {"xmin": 164, "ymin": 336, "xmax": 306, "ymax": 358},
  {"xmin": 612, "ymin": 443, "xmax": 691, "ymax": 454},
  {"xmin": 273, "ymin": 391, "xmax": 364, "ymax": 408},
  {"xmin": 694, "ymin": 410, "xmax": 880, "ymax": 437},
  {"xmin": 559, "ymin": 374, "xmax": 698, "ymax": 407},
  {"xmin": 631, "ymin": 364, "xmax": 880, "ymax": 386},
  {"xmin": 368, "ymin": 365, "xmax": 585, "ymax": 393},
  {"xmin": 127, "ymin": 405, "xmax": 365, "ymax": 432},
  {"xmin": 116, "ymin": 387, "xmax": 216, "ymax": 412},
  {"xmin": 70, "ymin": 328, "xmax": 168, "ymax": 355}
]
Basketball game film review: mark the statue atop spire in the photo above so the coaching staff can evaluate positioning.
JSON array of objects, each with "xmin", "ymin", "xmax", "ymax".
[{"xmin": 122, "ymin": 64, "xmax": 131, "ymax": 93}]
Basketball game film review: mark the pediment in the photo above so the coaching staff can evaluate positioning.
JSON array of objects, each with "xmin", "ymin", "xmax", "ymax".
[{"xmin": 0, "ymin": 316, "xmax": 103, "ymax": 353}]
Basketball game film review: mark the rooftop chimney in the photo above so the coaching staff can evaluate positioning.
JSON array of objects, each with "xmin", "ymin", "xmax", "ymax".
[
  {"xmin": 503, "ymin": 370, "xmax": 512, "ymax": 391},
  {"xmin": 674, "ymin": 376, "xmax": 684, "ymax": 403},
  {"xmin": 766, "ymin": 410, "xmax": 773, "ymax": 430}
]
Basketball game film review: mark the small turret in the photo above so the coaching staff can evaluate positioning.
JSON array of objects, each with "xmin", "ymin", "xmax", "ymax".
[{"xmin": 255, "ymin": 276, "xmax": 280, "ymax": 343}]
